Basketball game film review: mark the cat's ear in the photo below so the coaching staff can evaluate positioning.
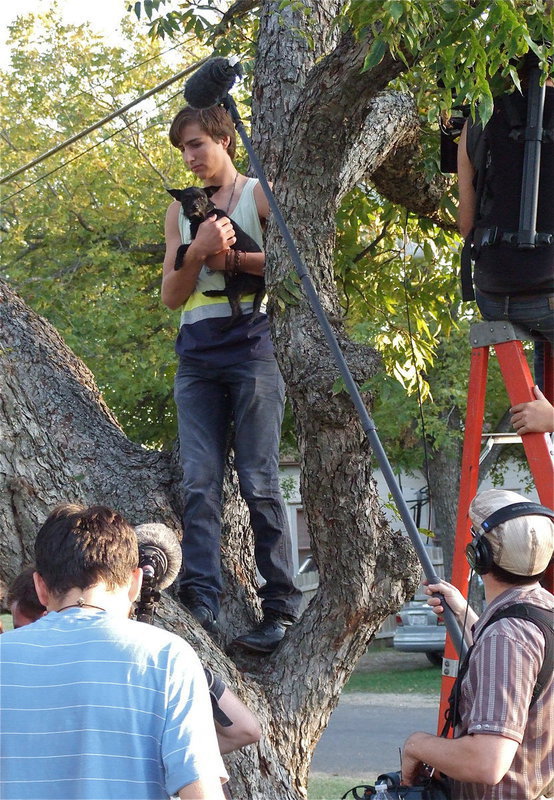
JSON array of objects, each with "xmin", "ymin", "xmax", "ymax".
[{"xmin": 204, "ymin": 185, "xmax": 221, "ymax": 198}]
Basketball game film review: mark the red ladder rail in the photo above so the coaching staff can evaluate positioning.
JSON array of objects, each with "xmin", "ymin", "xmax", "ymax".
[{"xmin": 436, "ymin": 321, "xmax": 554, "ymax": 735}]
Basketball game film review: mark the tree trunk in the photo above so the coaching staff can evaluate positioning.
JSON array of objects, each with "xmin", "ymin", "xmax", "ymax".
[
  {"xmin": 0, "ymin": 2, "xmax": 452, "ymax": 796},
  {"xmin": 426, "ymin": 409, "xmax": 463, "ymax": 581}
]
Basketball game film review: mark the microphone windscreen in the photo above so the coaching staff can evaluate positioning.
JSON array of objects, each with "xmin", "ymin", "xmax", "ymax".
[
  {"xmin": 184, "ymin": 57, "xmax": 240, "ymax": 109},
  {"xmin": 135, "ymin": 523, "xmax": 182, "ymax": 590}
]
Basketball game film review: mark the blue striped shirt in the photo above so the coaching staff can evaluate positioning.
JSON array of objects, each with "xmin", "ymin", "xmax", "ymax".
[{"xmin": 0, "ymin": 608, "xmax": 226, "ymax": 799}]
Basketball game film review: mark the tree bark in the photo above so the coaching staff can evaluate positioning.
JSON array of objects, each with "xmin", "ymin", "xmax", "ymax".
[{"xmin": 425, "ymin": 408, "xmax": 463, "ymax": 581}]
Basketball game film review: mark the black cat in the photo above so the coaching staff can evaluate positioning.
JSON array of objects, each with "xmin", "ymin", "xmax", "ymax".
[{"xmin": 167, "ymin": 186, "xmax": 265, "ymax": 331}]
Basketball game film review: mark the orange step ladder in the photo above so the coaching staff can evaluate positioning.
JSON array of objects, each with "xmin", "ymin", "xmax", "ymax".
[{"xmin": 437, "ymin": 320, "xmax": 554, "ymax": 734}]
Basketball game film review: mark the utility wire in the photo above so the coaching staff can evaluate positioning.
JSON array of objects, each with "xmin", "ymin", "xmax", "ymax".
[
  {"xmin": 53, "ymin": 37, "xmax": 197, "ymax": 110},
  {"xmin": 0, "ymin": 56, "xmax": 209, "ymax": 186},
  {"xmin": 401, "ymin": 211, "xmax": 434, "ymax": 533},
  {"xmin": 1, "ymin": 89, "xmax": 184, "ymax": 203}
]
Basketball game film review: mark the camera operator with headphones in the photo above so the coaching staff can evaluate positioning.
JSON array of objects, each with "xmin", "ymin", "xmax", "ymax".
[{"xmin": 401, "ymin": 489, "xmax": 553, "ymax": 800}]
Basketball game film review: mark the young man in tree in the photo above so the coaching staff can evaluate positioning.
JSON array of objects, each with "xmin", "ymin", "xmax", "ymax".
[
  {"xmin": 162, "ymin": 105, "xmax": 301, "ymax": 652},
  {"xmin": 402, "ymin": 489, "xmax": 554, "ymax": 800},
  {"xmin": 457, "ymin": 54, "xmax": 554, "ymax": 380},
  {"xmin": 0, "ymin": 503, "xmax": 227, "ymax": 800}
]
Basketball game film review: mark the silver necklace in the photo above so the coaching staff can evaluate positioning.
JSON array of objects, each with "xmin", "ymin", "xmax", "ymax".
[{"xmin": 225, "ymin": 172, "xmax": 238, "ymax": 213}]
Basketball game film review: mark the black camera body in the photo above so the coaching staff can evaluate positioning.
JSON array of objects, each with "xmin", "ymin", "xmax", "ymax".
[
  {"xmin": 440, "ymin": 106, "xmax": 470, "ymax": 173},
  {"xmin": 343, "ymin": 771, "xmax": 450, "ymax": 799}
]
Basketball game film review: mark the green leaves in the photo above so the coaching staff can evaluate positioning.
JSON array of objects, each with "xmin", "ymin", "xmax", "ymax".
[
  {"xmin": 1, "ymin": 9, "xmax": 194, "ymax": 449},
  {"xmin": 344, "ymin": 0, "xmax": 554, "ymax": 126},
  {"xmin": 363, "ymin": 39, "xmax": 387, "ymax": 72},
  {"xmin": 275, "ymin": 271, "xmax": 303, "ymax": 311}
]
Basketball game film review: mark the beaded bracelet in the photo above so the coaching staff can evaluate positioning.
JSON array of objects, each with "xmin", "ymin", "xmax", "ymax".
[
  {"xmin": 233, "ymin": 249, "xmax": 243, "ymax": 273},
  {"xmin": 224, "ymin": 249, "xmax": 234, "ymax": 273}
]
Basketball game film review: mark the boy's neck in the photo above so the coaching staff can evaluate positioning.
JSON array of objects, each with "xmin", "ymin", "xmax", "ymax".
[{"xmin": 204, "ymin": 162, "xmax": 240, "ymax": 189}]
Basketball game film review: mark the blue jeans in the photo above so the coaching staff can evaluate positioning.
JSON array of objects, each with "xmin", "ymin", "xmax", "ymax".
[
  {"xmin": 475, "ymin": 290, "xmax": 554, "ymax": 387},
  {"xmin": 174, "ymin": 356, "xmax": 302, "ymax": 619}
]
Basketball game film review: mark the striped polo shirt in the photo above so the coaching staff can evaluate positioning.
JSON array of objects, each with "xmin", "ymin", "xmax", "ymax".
[
  {"xmin": 0, "ymin": 608, "xmax": 227, "ymax": 799},
  {"xmin": 174, "ymin": 177, "xmax": 273, "ymax": 367},
  {"xmin": 451, "ymin": 584, "xmax": 553, "ymax": 800}
]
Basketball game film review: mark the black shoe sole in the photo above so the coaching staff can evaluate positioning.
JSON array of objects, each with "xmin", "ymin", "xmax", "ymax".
[{"xmin": 232, "ymin": 636, "xmax": 282, "ymax": 654}]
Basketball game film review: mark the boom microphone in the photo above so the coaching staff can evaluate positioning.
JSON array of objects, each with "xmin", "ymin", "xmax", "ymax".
[
  {"xmin": 183, "ymin": 56, "xmax": 242, "ymax": 110},
  {"xmin": 134, "ymin": 523, "xmax": 182, "ymax": 590}
]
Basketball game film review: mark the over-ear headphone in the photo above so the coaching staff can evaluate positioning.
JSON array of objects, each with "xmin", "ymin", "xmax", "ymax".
[{"xmin": 466, "ymin": 502, "xmax": 554, "ymax": 575}]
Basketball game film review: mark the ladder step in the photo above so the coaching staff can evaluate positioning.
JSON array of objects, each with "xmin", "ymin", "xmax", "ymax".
[{"xmin": 469, "ymin": 320, "xmax": 540, "ymax": 348}]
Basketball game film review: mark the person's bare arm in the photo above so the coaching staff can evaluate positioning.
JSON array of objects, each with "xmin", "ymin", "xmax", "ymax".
[
  {"xmin": 402, "ymin": 731, "xmax": 518, "ymax": 786},
  {"xmin": 205, "ymin": 249, "xmax": 266, "ymax": 277},
  {"xmin": 161, "ymin": 202, "xmax": 237, "ymax": 310},
  {"xmin": 214, "ymin": 687, "xmax": 262, "ymax": 754},
  {"xmin": 457, "ymin": 122, "xmax": 476, "ymax": 239},
  {"xmin": 178, "ymin": 778, "xmax": 225, "ymax": 799},
  {"xmin": 510, "ymin": 386, "xmax": 554, "ymax": 434}
]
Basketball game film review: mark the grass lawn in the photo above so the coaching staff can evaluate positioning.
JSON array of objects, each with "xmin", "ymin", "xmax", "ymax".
[
  {"xmin": 344, "ymin": 664, "xmax": 441, "ymax": 695},
  {"xmin": 1, "ymin": 612, "xmax": 13, "ymax": 632},
  {"xmin": 308, "ymin": 773, "xmax": 375, "ymax": 800}
]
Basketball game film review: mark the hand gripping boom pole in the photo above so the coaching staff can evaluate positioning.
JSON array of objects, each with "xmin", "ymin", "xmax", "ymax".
[{"xmin": 222, "ymin": 92, "xmax": 466, "ymax": 658}]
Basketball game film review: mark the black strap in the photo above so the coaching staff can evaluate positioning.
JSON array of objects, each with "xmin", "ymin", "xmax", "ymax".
[
  {"xmin": 460, "ymin": 237, "xmax": 475, "ymax": 301},
  {"xmin": 474, "ymin": 227, "xmax": 554, "ymax": 247},
  {"xmin": 501, "ymin": 92, "xmax": 554, "ymax": 144},
  {"xmin": 460, "ymin": 117, "xmax": 489, "ymax": 302},
  {"xmin": 442, "ymin": 603, "xmax": 553, "ymax": 737},
  {"xmin": 203, "ymin": 667, "xmax": 234, "ymax": 728}
]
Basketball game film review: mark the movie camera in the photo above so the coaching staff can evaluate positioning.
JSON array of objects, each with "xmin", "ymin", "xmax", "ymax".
[{"xmin": 439, "ymin": 104, "xmax": 471, "ymax": 173}]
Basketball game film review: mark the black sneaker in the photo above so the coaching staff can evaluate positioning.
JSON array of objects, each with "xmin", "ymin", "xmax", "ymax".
[{"xmin": 232, "ymin": 611, "xmax": 293, "ymax": 653}]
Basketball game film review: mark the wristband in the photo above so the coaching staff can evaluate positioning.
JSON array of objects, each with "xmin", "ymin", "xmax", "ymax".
[
  {"xmin": 234, "ymin": 249, "xmax": 243, "ymax": 273},
  {"xmin": 225, "ymin": 249, "xmax": 234, "ymax": 273}
]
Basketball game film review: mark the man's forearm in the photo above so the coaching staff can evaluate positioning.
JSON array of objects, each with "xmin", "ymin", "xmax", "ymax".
[
  {"xmin": 402, "ymin": 731, "xmax": 518, "ymax": 786},
  {"xmin": 178, "ymin": 778, "xmax": 225, "ymax": 799}
]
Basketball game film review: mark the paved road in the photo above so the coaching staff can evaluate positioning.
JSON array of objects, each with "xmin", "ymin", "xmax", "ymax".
[
  {"xmin": 310, "ymin": 650, "xmax": 441, "ymax": 781},
  {"xmin": 310, "ymin": 691, "xmax": 439, "ymax": 780}
]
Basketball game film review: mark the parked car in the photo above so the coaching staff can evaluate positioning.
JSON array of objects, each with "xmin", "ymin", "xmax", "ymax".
[{"xmin": 393, "ymin": 594, "xmax": 446, "ymax": 666}]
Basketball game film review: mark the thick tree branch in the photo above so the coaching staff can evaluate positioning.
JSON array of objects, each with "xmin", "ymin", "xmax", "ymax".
[
  {"xmin": 211, "ymin": 0, "xmax": 260, "ymax": 37},
  {"xmin": 371, "ymin": 135, "xmax": 452, "ymax": 220}
]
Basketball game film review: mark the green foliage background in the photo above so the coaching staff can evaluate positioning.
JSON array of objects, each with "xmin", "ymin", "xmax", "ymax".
[{"xmin": 1, "ymin": 0, "xmax": 548, "ymax": 468}]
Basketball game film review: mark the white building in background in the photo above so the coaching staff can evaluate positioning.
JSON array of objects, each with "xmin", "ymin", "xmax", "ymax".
[
  {"xmin": 280, "ymin": 454, "xmax": 540, "ymax": 577},
  {"xmin": 280, "ymin": 452, "xmax": 541, "ymax": 629}
]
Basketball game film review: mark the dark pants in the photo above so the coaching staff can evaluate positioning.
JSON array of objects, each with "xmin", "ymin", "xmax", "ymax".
[{"xmin": 174, "ymin": 356, "xmax": 302, "ymax": 620}]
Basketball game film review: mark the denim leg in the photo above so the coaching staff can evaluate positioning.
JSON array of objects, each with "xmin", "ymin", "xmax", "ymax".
[
  {"xmin": 174, "ymin": 361, "xmax": 230, "ymax": 617},
  {"xmin": 228, "ymin": 358, "xmax": 302, "ymax": 619},
  {"xmin": 475, "ymin": 290, "xmax": 554, "ymax": 346},
  {"xmin": 475, "ymin": 291, "xmax": 554, "ymax": 385}
]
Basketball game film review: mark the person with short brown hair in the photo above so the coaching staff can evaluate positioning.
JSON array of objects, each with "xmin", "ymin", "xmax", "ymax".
[
  {"xmin": 6, "ymin": 565, "xmax": 46, "ymax": 628},
  {"xmin": 0, "ymin": 503, "xmax": 226, "ymax": 800}
]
